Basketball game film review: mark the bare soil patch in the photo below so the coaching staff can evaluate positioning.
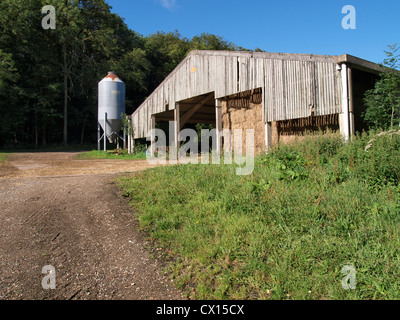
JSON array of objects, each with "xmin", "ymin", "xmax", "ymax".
[
  {"xmin": 1, "ymin": 152, "xmax": 160, "ymax": 178},
  {"xmin": 0, "ymin": 152, "xmax": 183, "ymax": 300}
]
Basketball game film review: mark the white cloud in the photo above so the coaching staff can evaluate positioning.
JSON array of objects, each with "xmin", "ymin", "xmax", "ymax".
[{"xmin": 159, "ymin": 0, "xmax": 177, "ymax": 11}]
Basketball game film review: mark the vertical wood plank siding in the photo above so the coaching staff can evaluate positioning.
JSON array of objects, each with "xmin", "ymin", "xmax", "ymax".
[{"xmin": 131, "ymin": 51, "xmax": 342, "ymax": 139}]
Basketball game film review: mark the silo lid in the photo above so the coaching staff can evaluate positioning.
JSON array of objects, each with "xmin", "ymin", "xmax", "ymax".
[{"xmin": 100, "ymin": 71, "xmax": 123, "ymax": 82}]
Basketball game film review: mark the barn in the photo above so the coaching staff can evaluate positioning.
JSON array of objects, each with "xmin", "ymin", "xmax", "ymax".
[{"xmin": 128, "ymin": 50, "xmax": 382, "ymax": 155}]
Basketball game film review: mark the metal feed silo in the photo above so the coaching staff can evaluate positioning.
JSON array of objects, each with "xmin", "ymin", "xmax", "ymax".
[{"xmin": 98, "ymin": 71, "xmax": 126, "ymax": 150}]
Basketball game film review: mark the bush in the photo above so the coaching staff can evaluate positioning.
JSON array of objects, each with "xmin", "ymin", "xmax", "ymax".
[{"xmin": 355, "ymin": 131, "xmax": 400, "ymax": 188}]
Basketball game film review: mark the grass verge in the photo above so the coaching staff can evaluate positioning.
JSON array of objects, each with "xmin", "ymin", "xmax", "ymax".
[
  {"xmin": 75, "ymin": 149, "xmax": 146, "ymax": 160},
  {"xmin": 0, "ymin": 153, "xmax": 9, "ymax": 163},
  {"xmin": 118, "ymin": 130, "xmax": 400, "ymax": 300}
]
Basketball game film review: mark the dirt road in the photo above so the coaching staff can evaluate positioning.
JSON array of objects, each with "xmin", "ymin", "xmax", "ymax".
[{"xmin": 0, "ymin": 152, "xmax": 183, "ymax": 300}]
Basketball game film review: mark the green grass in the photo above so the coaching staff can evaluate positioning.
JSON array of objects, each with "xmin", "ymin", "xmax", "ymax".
[
  {"xmin": 0, "ymin": 153, "xmax": 9, "ymax": 162},
  {"xmin": 118, "ymin": 130, "xmax": 400, "ymax": 300},
  {"xmin": 75, "ymin": 149, "xmax": 147, "ymax": 160}
]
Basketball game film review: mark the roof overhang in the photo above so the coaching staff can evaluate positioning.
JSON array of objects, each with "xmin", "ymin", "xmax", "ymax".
[{"xmin": 335, "ymin": 54, "xmax": 384, "ymax": 75}]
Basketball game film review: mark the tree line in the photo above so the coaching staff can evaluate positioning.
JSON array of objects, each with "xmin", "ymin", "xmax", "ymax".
[
  {"xmin": 0, "ymin": 0, "xmax": 248, "ymax": 149},
  {"xmin": 0, "ymin": 0, "xmax": 398, "ymax": 149}
]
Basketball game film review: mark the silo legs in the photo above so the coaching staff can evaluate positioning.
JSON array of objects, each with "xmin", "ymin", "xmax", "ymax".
[
  {"xmin": 97, "ymin": 122, "xmax": 101, "ymax": 151},
  {"xmin": 104, "ymin": 112, "xmax": 107, "ymax": 152}
]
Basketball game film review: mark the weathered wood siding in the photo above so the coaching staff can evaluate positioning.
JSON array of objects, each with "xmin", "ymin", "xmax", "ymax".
[
  {"xmin": 264, "ymin": 59, "xmax": 341, "ymax": 121},
  {"xmin": 131, "ymin": 50, "xmax": 342, "ymax": 139}
]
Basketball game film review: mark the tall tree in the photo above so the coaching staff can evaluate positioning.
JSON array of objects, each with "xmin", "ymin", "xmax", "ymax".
[
  {"xmin": 364, "ymin": 44, "xmax": 400, "ymax": 130},
  {"xmin": 41, "ymin": 0, "xmax": 135, "ymax": 145},
  {"xmin": 189, "ymin": 33, "xmax": 237, "ymax": 51},
  {"xmin": 0, "ymin": 0, "xmax": 62, "ymax": 147},
  {"xmin": 0, "ymin": 49, "xmax": 20, "ymax": 146},
  {"xmin": 0, "ymin": 0, "xmax": 246, "ymax": 148},
  {"xmin": 144, "ymin": 30, "xmax": 189, "ymax": 93}
]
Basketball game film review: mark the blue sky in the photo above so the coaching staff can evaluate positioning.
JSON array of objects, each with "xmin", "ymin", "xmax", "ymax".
[{"xmin": 106, "ymin": 0, "xmax": 399, "ymax": 64}]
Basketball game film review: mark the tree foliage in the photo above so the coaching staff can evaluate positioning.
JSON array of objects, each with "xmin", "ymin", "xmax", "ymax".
[
  {"xmin": 363, "ymin": 44, "xmax": 400, "ymax": 130},
  {"xmin": 0, "ymin": 1, "xmax": 247, "ymax": 148}
]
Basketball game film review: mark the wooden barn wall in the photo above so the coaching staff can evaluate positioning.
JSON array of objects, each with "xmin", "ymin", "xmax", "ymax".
[
  {"xmin": 264, "ymin": 60, "xmax": 341, "ymax": 122},
  {"xmin": 131, "ymin": 53, "xmax": 342, "ymax": 139}
]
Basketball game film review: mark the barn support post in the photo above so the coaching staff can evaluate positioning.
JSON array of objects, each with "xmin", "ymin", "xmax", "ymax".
[
  {"xmin": 150, "ymin": 115, "xmax": 156, "ymax": 157},
  {"xmin": 347, "ymin": 66, "xmax": 355, "ymax": 139},
  {"xmin": 123, "ymin": 121, "xmax": 127, "ymax": 150},
  {"xmin": 132, "ymin": 138, "xmax": 135, "ymax": 153},
  {"xmin": 97, "ymin": 122, "xmax": 101, "ymax": 151},
  {"xmin": 130, "ymin": 132, "xmax": 135, "ymax": 154},
  {"xmin": 127, "ymin": 118, "xmax": 131, "ymax": 154},
  {"xmin": 340, "ymin": 64, "xmax": 350, "ymax": 141},
  {"xmin": 265, "ymin": 122, "xmax": 272, "ymax": 154},
  {"xmin": 215, "ymin": 99, "xmax": 222, "ymax": 155},
  {"xmin": 262, "ymin": 83, "xmax": 273, "ymax": 154},
  {"xmin": 170, "ymin": 102, "xmax": 180, "ymax": 162},
  {"xmin": 104, "ymin": 112, "xmax": 107, "ymax": 152}
]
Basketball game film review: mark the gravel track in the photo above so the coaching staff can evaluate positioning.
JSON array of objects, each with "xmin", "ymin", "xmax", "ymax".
[{"xmin": 0, "ymin": 152, "xmax": 183, "ymax": 300}]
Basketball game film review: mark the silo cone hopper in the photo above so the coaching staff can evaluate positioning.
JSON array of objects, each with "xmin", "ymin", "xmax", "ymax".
[
  {"xmin": 101, "ymin": 118, "xmax": 122, "ymax": 143},
  {"xmin": 98, "ymin": 71, "xmax": 126, "ymax": 150}
]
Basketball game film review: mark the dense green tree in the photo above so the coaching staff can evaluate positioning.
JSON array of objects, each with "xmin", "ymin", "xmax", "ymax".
[
  {"xmin": 0, "ymin": 50, "xmax": 16, "ymax": 91},
  {"xmin": 363, "ymin": 44, "xmax": 400, "ymax": 130},
  {"xmin": 47, "ymin": 0, "xmax": 136, "ymax": 145},
  {"xmin": 0, "ymin": 0, "xmax": 246, "ymax": 148},
  {"xmin": 143, "ymin": 30, "xmax": 189, "ymax": 93},
  {"xmin": 112, "ymin": 47, "xmax": 152, "ymax": 113},
  {"xmin": 0, "ymin": 0, "xmax": 61, "ymax": 146},
  {"xmin": 0, "ymin": 0, "xmax": 137, "ymax": 147},
  {"xmin": 189, "ymin": 33, "xmax": 236, "ymax": 51},
  {"xmin": 0, "ymin": 49, "xmax": 22, "ymax": 145}
]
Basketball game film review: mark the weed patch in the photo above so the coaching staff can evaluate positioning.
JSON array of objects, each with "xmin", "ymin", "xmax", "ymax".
[{"xmin": 118, "ymin": 131, "xmax": 400, "ymax": 299}]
